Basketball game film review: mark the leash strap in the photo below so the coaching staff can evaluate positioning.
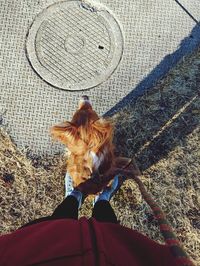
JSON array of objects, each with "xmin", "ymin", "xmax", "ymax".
[{"xmin": 132, "ymin": 175, "xmax": 195, "ymax": 266}]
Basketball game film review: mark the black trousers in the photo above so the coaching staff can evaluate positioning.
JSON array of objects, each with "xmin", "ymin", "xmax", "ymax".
[{"xmin": 20, "ymin": 196, "xmax": 118, "ymax": 229}]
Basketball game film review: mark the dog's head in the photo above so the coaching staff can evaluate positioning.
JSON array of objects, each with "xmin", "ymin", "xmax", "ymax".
[{"xmin": 51, "ymin": 96, "xmax": 114, "ymax": 186}]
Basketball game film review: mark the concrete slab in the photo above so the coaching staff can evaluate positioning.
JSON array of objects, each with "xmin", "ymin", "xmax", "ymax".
[
  {"xmin": 176, "ymin": 0, "xmax": 200, "ymax": 22},
  {"xmin": 0, "ymin": 0, "xmax": 200, "ymax": 154}
]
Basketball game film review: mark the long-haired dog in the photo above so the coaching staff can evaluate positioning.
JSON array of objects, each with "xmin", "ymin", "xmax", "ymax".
[{"xmin": 50, "ymin": 96, "xmax": 132, "ymax": 189}]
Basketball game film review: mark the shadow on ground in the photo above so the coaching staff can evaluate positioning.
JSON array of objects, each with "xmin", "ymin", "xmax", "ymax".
[{"xmin": 105, "ymin": 23, "xmax": 200, "ymax": 172}]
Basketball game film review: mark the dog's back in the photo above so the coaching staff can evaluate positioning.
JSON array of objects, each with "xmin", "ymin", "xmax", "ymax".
[{"xmin": 51, "ymin": 96, "xmax": 114, "ymax": 186}]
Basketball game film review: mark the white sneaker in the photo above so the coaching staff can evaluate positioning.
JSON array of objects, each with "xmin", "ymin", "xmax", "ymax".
[
  {"xmin": 94, "ymin": 174, "xmax": 126, "ymax": 204},
  {"xmin": 64, "ymin": 172, "xmax": 73, "ymax": 198},
  {"xmin": 64, "ymin": 172, "xmax": 83, "ymax": 209}
]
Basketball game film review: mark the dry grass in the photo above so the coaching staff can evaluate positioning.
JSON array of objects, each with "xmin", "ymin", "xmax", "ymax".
[{"xmin": 0, "ymin": 47, "xmax": 200, "ymax": 264}]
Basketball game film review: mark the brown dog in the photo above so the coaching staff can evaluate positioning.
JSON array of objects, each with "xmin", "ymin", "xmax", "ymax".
[{"xmin": 51, "ymin": 96, "xmax": 132, "ymax": 188}]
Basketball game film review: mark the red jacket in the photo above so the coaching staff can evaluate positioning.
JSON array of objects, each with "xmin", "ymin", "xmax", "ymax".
[{"xmin": 0, "ymin": 218, "xmax": 178, "ymax": 266}]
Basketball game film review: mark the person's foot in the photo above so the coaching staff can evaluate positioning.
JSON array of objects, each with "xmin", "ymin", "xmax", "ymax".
[
  {"xmin": 65, "ymin": 172, "xmax": 73, "ymax": 197},
  {"xmin": 65, "ymin": 172, "xmax": 83, "ymax": 208},
  {"xmin": 94, "ymin": 174, "xmax": 126, "ymax": 204}
]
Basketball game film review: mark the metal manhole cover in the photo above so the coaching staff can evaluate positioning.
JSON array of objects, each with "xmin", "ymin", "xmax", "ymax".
[{"xmin": 26, "ymin": 1, "xmax": 124, "ymax": 91}]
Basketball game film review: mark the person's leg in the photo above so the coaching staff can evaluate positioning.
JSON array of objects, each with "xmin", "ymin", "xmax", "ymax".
[
  {"xmin": 19, "ymin": 174, "xmax": 83, "ymax": 229},
  {"xmin": 92, "ymin": 175, "xmax": 125, "ymax": 224},
  {"xmin": 20, "ymin": 195, "xmax": 80, "ymax": 229},
  {"xmin": 92, "ymin": 200, "xmax": 118, "ymax": 223},
  {"xmin": 52, "ymin": 194, "xmax": 80, "ymax": 219},
  {"xmin": 51, "ymin": 173, "xmax": 83, "ymax": 219}
]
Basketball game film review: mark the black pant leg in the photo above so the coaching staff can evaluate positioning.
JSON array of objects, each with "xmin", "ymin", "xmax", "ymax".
[
  {"xmin": 92, "ymin": 200, "xmax": 118, "ymax": 224},
  {"xmin": 52, "ymin": 195, "xmax": 79, "ymax": 219},
  {"xmin": 20, "ymin": 196, "xmax": 79, "ymax": 229}
]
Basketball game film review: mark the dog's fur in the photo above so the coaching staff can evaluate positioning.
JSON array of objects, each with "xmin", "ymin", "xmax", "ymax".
[{"xmin": 51, "ymin": 96, "xmax": 131, "ymax": 187}]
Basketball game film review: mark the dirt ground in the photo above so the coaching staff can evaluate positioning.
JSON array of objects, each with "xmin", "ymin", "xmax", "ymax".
[{"xmin": 0, "ymin": 47, "xmax": 200, "ymax": 264}]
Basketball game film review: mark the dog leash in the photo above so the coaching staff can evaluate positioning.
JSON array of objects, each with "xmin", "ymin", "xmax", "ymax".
[
  {"xmin": 77, "ymin": 159, "xmax": 195, "ymax": 265},
  {"xmin": 131, "ymin": 174, "xmax": 195, "ymax": 266}
]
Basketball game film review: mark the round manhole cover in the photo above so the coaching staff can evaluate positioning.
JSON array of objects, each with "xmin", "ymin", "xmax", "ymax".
[{"xmin": 26, "ymin": 1, "xmax": 124, "ymax": 91}]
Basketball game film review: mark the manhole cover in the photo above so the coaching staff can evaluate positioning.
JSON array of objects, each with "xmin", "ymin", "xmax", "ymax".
[{"xmin": 26, "ymin": 1, "xmax": 124, "ymax": 91}]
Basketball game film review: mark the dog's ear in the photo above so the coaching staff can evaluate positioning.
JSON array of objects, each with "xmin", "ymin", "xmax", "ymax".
[
  {"xmin": 50, "ymin": 121, "xmax": 87, "ymax": 155},
  {"xmin": 89, "ymin": 118, "xmax": 113, "ymax": 152},
  {"xmin": 50, "ymin": 121, "xmax": 76, "ymax": 144}
]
